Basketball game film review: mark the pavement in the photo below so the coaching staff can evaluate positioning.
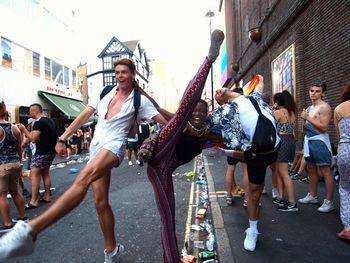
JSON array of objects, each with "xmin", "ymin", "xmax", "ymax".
[{"xmin": 201, "ymin": 148, "xmax": 350, "ymax": 263}]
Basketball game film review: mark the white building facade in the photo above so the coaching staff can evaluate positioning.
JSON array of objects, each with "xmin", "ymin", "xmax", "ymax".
[{"xmin": 0, "ymin": 0, "xmax": 82, "ymax": 129}]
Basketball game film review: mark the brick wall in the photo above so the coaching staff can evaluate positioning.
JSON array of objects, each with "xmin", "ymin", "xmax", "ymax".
[{"xmin": 230, "ymin": 0, "xmax": 350, "ymax": 147}]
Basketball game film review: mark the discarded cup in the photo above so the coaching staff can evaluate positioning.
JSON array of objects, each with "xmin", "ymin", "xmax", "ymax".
[{"xmin": 69, "ymin": 168, "xmax": 79, "ymax": 173}]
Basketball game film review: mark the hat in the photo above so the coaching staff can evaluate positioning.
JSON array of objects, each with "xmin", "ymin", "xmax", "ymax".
[{"xmin": 27, "ymin": 118, "xmax": 35, "ymax": 125}]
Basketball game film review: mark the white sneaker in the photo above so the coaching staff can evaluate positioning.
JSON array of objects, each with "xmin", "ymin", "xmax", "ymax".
[
  {"xmin": 271, "ymin": 188, "xmax": 279, "ymax": 199},
  {"xmin": 244, "ymin": 228, "xmax": 259, "ymax": 252},
  {"xmin": 136, "ymin": 160, "xmax": 140, "ymax": 165},
  {"xmin": 298, "ymin": 193, "xmax": 318, "ymax": 204},
  {"xmin": 317, "ymin": 199, "xmax": 335, "ymax": 213},
  {"xmin": 128, "ymin": 161, "xmax": 133, "ymax": 166},
  {"xmin": 0, "ymin": 221, "xmax": 35, "ymax": 259},
  {"xmin": 104, "ymin": 244, "xmax": 124, "ymax": 263}
]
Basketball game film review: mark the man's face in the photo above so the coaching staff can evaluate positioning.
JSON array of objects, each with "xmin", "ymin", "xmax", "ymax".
[
  {"xmin": 309, "ymin": 86, "xmax": 323, "ymax": 100},
  {"xmin": 115, "ymin": 65, "xmax": 135, "ymax": 90},
  {"xmin": 29, "ymin": 106, "xmax": 37, "ymax": 118}
]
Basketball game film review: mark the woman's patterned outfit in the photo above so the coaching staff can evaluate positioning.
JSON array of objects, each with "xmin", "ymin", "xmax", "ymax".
[
  {"xmin": 276, "ymin": 112, "xmax": 296, "ymax": 162},
  {"xmin": 337, "ymin": 117, "xmax": 350, "ymax": 228},
  {"xmin": 147, "ymin": 57, "xmax": 212, "ymax": 263}
]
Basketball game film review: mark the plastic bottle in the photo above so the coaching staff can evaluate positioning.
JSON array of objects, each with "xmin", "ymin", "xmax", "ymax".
[{"xmin": 199, "ymin": 251, "xmax": 215, "ymax": 259}]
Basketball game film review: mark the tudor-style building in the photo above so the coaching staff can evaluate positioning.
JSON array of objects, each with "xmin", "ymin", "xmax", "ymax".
[{"xmin": 83, "ymin": 37, "xmax": 151, "ymax": 103}]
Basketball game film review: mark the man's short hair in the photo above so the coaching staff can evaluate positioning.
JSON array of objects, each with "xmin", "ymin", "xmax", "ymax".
[{"xmin": 29, "ymin": 103, "xmax": 43, "ymax": 113}]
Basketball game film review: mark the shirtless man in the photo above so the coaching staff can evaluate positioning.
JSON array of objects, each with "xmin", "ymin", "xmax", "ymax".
[
  {"xmin": 298, "ymin": 83, "xmax": 335, "ymax": 213},
  {"xmin": 0, "ymin": 58, "xmax": 167, "ymax": 263}
]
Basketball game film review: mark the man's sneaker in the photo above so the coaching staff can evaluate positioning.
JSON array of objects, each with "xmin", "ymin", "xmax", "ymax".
[
  {"xmin": 128, "ymin": 161, "xmax": 133, "ymax": 166},
  {"xmin": 243, "ymin": 200, "xmax": 261, "ymax": 207},
  {"xmin": 261, "ymin": 186, "xmax": 267, "ymax": 195},
  {"xmin": 136, "ymin": 160, "xmax": 140, "ymax": 165},
  {"xmin": 244, "ymin": 228, "xmax": 259, "ymax": 252},
  {"xmin": 0, "ymin": 221, "xmax": 35, "ymax": 259},
  {"xmin": 278, "ymin": 202, "xmax": 299, "ymax": 212},
  {"xmin": 298, "ymin": 176, "xmax": 309, "ymax": 184},
  {"xmin": 104, "ymin": 244, "xmax": 124, "ymax": 263},
  {"xmin": 271, "ymin": 188, "xmax": 279, "ymax": 199},
  {"xmin": 298, "ymin": 193, "xmax": 318, "ymax": 204},
  {"xmin": 232, "ymin": 185, "xmax": 244, "ymax": 197},
  {"xmin": 273, "ymin": 197, "xmax": 286, "ymax": 207},
  {"xmin": 0, "ymin": 223, "xmax": 16, "ymax": 233},
  {"xmin": 317, "ymin": 199, "xmax": 335, "ymax": 213},
  {"xmin": 12, "ymin": 216, "xmax": 28, "ymax": 223},
  {"xmin": 226, "ymin": 197, "xmax": 234, "ymax": 205}
]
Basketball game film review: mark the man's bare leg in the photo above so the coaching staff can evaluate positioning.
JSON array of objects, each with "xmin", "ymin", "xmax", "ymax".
[
  {"xmin": 29, "ymin": 149, "xmax": 118, "ymax": 236},
  {"xmin": 91, "ymin": 171, "xmax": 117, "ymax": 254}
]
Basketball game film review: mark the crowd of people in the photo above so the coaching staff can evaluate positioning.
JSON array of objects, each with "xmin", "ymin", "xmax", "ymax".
[{"xmin": 0, "ymin": 27, "xmax": 349, "ymax": 263}]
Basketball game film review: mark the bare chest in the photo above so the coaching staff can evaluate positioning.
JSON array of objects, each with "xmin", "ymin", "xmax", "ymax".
[{"xmin": 105, "ymin": 95, "xmax": 127, "ymax": 120}]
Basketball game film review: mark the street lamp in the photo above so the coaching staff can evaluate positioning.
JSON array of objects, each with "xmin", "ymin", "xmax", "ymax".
[{"xmin": 205, "ymin": 10, "xmax": 215, "ymax": 110}]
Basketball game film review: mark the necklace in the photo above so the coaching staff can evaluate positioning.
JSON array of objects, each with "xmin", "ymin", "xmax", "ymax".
[{"xmin": 187, "ymin": 121, "xmax": 207, "ymax": 136}]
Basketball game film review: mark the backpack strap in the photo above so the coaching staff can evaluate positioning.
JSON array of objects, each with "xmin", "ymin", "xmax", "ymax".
[
  {"xmin": 99, "ymin": 85, "xmax": 115, "ymax": 100},
  {"xmin": 133, "ymin": 88, "xmax": 140, "ymax": 121},
  {"xmin": 248, "ymin": 96, "xmax": 262, "ymax": 115}
]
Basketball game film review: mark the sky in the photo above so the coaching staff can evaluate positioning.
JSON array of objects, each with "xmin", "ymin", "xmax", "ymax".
[{"xmin": 44, "ymin": 0, "xmax": 221, "ymax": 90}]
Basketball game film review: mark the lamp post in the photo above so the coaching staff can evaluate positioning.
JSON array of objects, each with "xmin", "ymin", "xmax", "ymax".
[{"xmin": 205, "ymin": 10, "xmax": 215, "ymax": 110}]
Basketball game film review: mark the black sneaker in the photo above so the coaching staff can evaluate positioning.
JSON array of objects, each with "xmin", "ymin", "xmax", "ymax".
[
  {"xmin": 12, "ymin": 216, "xmax": 29, "ymax": 223},
  {"xmin": 298, "ymin": 176, "xmax": 309, "ymax": 184},
  {"xmin": 278, "ymin": 202, "xmax": 299, "ymax": 212},
  {"xmin": 273, "ymin": 197, "xmax": 286, "ymax": 207},
  {"xmin": 0, "ymin": 222, "xmax": 16, "ymax": 233}
]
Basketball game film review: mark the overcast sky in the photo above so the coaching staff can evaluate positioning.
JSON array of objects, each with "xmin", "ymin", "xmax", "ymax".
[{"xmin": 44, "ymin": 0, "xmax": 221, "ymax": 89}]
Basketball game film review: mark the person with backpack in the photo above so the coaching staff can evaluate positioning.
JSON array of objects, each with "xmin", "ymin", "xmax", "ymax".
[
  {"xmin": 208, "ymin": 75, "xmax": 280, "ymax": 252},
  {"xmin": 0, "ymin": 58, "xmax": 168, "ymax": 262}
]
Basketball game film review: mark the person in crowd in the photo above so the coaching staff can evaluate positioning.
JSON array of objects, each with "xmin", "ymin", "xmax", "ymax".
[
  {"xmin": 76, "ymin": 128, "xmax": 84, "ymax": 154},
  {"xmin": 63, "ymin": 124, "xmax": 72, "ymax": 159},
  {"xmin": 126, "ymin": 124, "xmax": 142, "ymax": 166},
  {"xmin": 0, "ymin": 100, "xmax": 28, "ymax": 231},
  {"xmin": 289, "ymin": 150, "xmax": 307, "ymax": 180},
  {"xmin": 272, "ymin": 91, "xmax": 298, "ymax": 211},
  {"xmin": 0, "ymin": 58, "xmax": 168, "ymax": 262},
  {"xmin": 334, "ymin": 82, "xmax": 350, "ymax": 240},
  {"xmin": 137, "ymin": 29, "xmax": 224, "ymax": 262},
  {"xmin": 17, "ymin": 104, "xmax": 57, "ymax": 207},
  {"xmin": 83, "ymin": 126, "xmax": 92, "ymax": 153},
  {"xmin": 210, "ymin": 75, "xmax": 280, "ymax": 252},
  {"xmin": 298, "ymin": 83, "xmax": 335, "ymax": 212},
  {"xmin": 225, "ymin": 156, "xmax": 247, "ymax": 205}
]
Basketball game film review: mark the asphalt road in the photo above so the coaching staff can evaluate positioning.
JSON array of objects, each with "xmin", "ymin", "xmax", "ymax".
[{"xmin": 2, "ymin": 156, "xmax": 196, "ymax": 263}]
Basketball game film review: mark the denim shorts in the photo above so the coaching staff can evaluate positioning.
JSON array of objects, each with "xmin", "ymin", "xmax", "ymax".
[{"xmin": 305, "ymin": 140, "xmax": 332, "ymax": 166}]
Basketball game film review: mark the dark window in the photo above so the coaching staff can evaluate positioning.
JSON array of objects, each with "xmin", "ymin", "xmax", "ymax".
[{"xmin": 32, "ymin": 52, "xmax": 40, "ymax": 77}]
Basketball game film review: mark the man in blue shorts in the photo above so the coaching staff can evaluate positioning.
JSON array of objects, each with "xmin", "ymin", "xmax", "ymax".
[{"xmin": 298, "ymin": 84, "xmax": 334, "ymax": 213}]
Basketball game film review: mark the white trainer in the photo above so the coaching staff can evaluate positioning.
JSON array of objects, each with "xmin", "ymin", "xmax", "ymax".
[
  {"xmin": 244, "ymin": 228, "xmax": 259, "ymax": 252},
  {"xmin": 317, "ymin": 199, "xmax": 335, "ymax": 213},
  {"xmin": 298, "ymin": 193, "xmax": 318, "ymax": 204},
  {"xmin": 0, "ymin": 221, "xmax": 35, "ymax": 259},
  {"xmin": 104, "ymin": 244, "xmax": 124, "ymax": 263},
  {"xmin": 128, "ymin": 161, "xmax": 133, "ymax": 166},
  {"xmin": 136, "ymin": 160, "xmax": 140, "ymax": 165}
]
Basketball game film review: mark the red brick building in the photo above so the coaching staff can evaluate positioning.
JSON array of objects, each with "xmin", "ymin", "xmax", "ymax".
[{"xmin": 222, "ymin": 0, "xmax": 350, "ymax": 146}]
